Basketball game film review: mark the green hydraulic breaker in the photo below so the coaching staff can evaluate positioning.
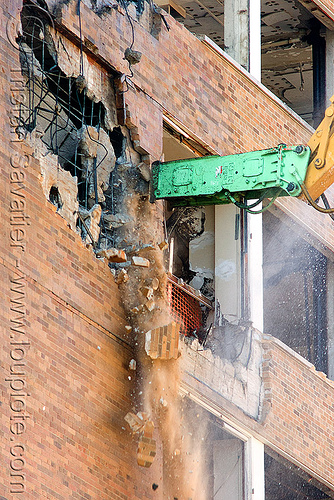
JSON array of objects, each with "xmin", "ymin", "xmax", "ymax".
[{"xmin": 151, "ymin": 144, "xmax": 311, "ymax": 208}]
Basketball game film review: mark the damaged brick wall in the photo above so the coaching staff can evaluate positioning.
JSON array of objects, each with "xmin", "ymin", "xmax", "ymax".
[
  {"xmin": 181, "ymin": 333, "xmax": 334, "ymax": 492},
  {"xmin": 1, "ymin": 1, "xmax": 166, "ymax": 498},
  {"xmin": 182, "ymin": 325, "xmax": 264, "ymax": 419},
  {"xmin": 52, "ymin": 0, "xmax": 334, "ymax": 252},
  {"xmin": 3, "ymin": 0, "xmax": 334, "ymax": 497}
]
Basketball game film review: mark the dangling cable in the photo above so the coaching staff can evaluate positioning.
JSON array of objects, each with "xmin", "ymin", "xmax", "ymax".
[
  {"xmin": 224, "ymin": 190, "xmax": 283, "ymax": 214},
  {"xmin": 321, "ymin": 194, "xmax": 334, "ymax": 221},
  {"xmin": 301, "ymin": 183, "xmax": 334, "ymax": 213},
  {"xmin": 226, "ymin": 189, "xmax": 270, "ymax": 210}
]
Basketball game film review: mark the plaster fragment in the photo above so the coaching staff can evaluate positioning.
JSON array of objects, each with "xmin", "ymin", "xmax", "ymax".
[{"xmin": 132, "ymin": 256, "xmax": 150, "ymax": 267}]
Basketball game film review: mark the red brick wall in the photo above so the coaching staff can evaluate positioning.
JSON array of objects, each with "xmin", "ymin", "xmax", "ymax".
[
  {"xmin": 56, "ymin": 0, "xmax": 334, "ymax": 243},
  {"xmin": 56, "ymin": 0, "xmax": 313, "ymax": 157},
  {"xmin": 0, "ymin": 2, "xmax": 162, "ymax": 497},
  {"xmin": 2, "ymin": 0, "xmax": 334, "ymax": 496},
  {"xmin": 261, "ymin": 337, "xmax": 334, "ymax": 487}
]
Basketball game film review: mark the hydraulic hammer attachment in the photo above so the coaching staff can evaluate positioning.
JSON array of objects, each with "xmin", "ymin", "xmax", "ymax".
[{"xmin": 151, "ymin": 144, "xmax": 311, "ymax": 208}]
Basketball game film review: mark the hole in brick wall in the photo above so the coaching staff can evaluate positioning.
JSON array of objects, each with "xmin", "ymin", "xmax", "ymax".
[
  {"xmin": 18, "ymin": 2, "xmax": 131, "ymax": 250},
  {"xmin": 49, "ymin": 185, "xmax": 62, "ymax": 210},
  {"xmin": 109, "ymin": 126, "xmax": 125, "ymax": 159}
]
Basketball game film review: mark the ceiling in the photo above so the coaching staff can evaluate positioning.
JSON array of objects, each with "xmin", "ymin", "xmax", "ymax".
[{"xmin": 157, "ymin": 0, "xmax": 329, "ymax": 125}]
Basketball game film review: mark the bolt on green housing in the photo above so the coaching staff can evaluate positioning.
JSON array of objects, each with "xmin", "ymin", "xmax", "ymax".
[{"xmin": 151, "ymin": 144, "xmax": 311, "ymax": 207}]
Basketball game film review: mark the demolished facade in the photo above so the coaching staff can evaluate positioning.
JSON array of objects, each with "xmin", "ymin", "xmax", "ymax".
[{"xmin": 2, "ymin": 0, "xmax": 334, "ymax": 498}]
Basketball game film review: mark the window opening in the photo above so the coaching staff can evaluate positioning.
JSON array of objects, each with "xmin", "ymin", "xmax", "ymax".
[
  {"xmin": 265, "ymin": 448, "xmax": 334, "ymax": 499},
  {"xmin": 263, "ymin": 211, "xmax": 328, "ymax": 373},
  {"xmin": 175, "ymin": 398, "xmax": 245, "ymax": 500},
  {"xmin": 261, "ymin": 0, "xmax": 327, "ymax": 127},
  {"xmin": 162, "ymin": 123, "xmax": 214, "ymax": 342},
  {"xmin": 155, "ymin": 0, "xmax": 328, "ymax": 127}
]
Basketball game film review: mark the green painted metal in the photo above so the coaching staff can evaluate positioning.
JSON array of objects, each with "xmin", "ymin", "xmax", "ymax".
[{"xmin": 151, "ymin": 145, "xmax": 311, "ymax": 207}]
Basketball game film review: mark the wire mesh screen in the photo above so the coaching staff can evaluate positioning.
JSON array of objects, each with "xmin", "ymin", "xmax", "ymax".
[{"xmin": 167, "ymin": 282, "xmax": 203, "ymax": 336}]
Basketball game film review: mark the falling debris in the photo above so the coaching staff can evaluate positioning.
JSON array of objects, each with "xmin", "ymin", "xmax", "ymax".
[
  {"xmin": 129, "ymin": 359, "xmax": 137, "ymax": 370},
  {"xmin": 132, "ymin": 256, "xmax": 150, "ymax": 267},
  {"xmin": 116, "ymin": 269, "xmax": 129, "ymax": 284},
  {"xmin": 152, "ymin": 277, "xmax": 159, "ymax": 290},
  {"xmin": 131, "ymin": 305, "xmax": 144, "ymax": 314},
  {"xmin": 145, "ymin": 322, "xmax": 180, "ymax": 360},
  {"xmin": 145, "ymin": 300, "xmax": 156, "ymax": 312},
  {"xmin": 140, "ymin": 286, "xmax": 154, "ymax": 300},
  {"xmin": 158, "ymin": 240, "xmax": 169, "ymax": 251},
  {"xmin": 124, "ymin": 412, "xmax": 157, "ymax": 468},
  {"xmin": 124, "ymin": 411, "xmax": 151, "ymax": 434},
  {"xmin": 96, "ymin": 247, "xmax": 127, "ymax": 263},
  {"xmin": 137, "ymin": 428, "xmax": 157, "ymax": 467}
]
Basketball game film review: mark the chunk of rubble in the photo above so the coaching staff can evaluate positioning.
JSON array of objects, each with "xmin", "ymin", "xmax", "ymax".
[
  {"xmin": 131, "ymin": 304, "xmax": 144, "ymax": 314},
  {"xmin": 132, "ymin": 256, "xmax": 150, "ymax": 267},
  {"xmin": 141, "ymin": 286, "xmax": 154, "ymax": 300},
  {"xmin": 137, "ymin": 432, "xmax": 156, "ymax": 468},
  {"xmin": 124, "ymin": 411, "xmax": 157, "ymax": 468},
  {"xmin": 116, "ymin": 269, "xmax": 129, "ymax": 284},
  {"xmin": 103, "ymin": 212, "xmax": 131, "ymax": 229},
  {"xmin": 158, "ymin": 240, "xmax": 168, "ymax": 251},
  {"xmin": 97, "ymin": 247, "xmax": 127, "ymax": 263},
  {"xmin": 137, "ymin": 162, "xmax": 151, "ymax": 182},
  {"xmin": 145, "ymin": 322, "xmax": 180, "ymax": 360},
  {"xmin": 145, "ymin": 300, "xmax": 155, "ymax": 312},
  {"xmin": 124, "ymin": 411, "xmax": 149, "ymax": 434},
  {"xmin": 129, "ymin": 359, "xmax": 136, "ymax": 370},
  {"xmin": 79, "ymin": 204, "xmax": 102, "ymax": 244},
  {"xmin": 151, "ymin": 277, "xmax": 159, "ymax": 290}
]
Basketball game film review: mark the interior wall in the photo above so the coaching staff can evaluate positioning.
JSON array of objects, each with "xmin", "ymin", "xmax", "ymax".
[
  {"xmin": 213, "ymin": 437, "xmax": 244, "ymax": 499},
  {"xmin": 215, "ymin": 204, "xmax": 241, "ymax": 321}
]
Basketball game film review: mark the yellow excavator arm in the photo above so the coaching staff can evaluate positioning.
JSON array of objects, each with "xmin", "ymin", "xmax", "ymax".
[{"xmin": 303, "ymin": 95, "xmax": 334, "ymax": 203}]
